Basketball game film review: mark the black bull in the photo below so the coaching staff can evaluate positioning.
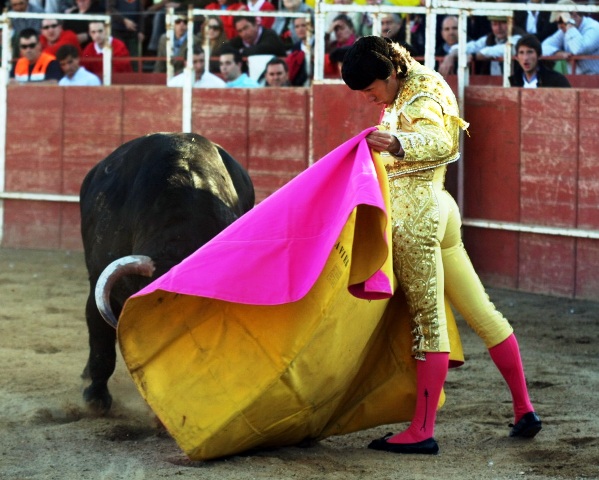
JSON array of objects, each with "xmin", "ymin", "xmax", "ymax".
[{"xmin": 80, "ymin": 132, "xmax": 255, "ymax": 412}]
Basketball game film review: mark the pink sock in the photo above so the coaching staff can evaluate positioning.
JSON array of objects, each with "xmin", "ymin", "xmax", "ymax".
[
  {"xmin": 387, "ymin": 352, "xmax": 449, "ymax": 444},
  {"xmin": 488, "ymin": 333, "xmax": 534, "ymax": 423}
]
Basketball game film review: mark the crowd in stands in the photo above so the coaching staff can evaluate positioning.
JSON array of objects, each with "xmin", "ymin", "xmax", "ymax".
[{"xmin": 5, "ymin": 0, "xmax": 599, "ymax": 88}]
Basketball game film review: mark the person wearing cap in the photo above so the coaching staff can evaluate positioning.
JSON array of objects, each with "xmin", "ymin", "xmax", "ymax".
[
  {"xmin": 445, "ymin": 16, "xmax": 525, "ymax": 75},
  {"xmin": 510, "ymin": 34, "xmax": 571, "ymax": 87},
  {"xmin": 541, "ymin": 0, "xmax": 599, "ymax": 74},
  {"xmin": 341, "ymin": 36, "xmax": 542, "ymax": 455}
]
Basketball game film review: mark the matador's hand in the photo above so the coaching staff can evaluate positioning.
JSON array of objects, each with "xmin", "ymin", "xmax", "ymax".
[{"xmin": 366, "ymin": 130, "xmax": 404, "ymax": 156}]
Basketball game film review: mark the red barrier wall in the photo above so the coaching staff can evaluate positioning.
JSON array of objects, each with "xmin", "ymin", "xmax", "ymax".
[
  {"xmin": 2, "ymin": 84, "xmax": 598, "ymax": 300},
  {"xmin": 462, "ymin": 87, "xmax": 599, "ymax": 300}
]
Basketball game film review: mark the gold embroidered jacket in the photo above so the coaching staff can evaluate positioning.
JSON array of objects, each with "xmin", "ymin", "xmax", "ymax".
[{"xmin": 380, "ymin": 61, "xmax": 469, "ymax": 178}]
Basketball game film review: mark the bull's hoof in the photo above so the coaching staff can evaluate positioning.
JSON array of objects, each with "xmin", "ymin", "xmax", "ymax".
[{"xmin": 83, "ymin": 384, "xmax": 113, "ymax": 414}]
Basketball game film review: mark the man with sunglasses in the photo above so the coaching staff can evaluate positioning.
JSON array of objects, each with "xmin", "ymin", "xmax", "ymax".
[
  {"xmin": 8, "ymin": 0, "xmax": 43, "ymax": 59},
  {"xmin": 12, "ymin": 28, "xmax": 63, "ymax": 83},
  {"xmin": 153, "ymin": 13, "xmax": 201, "ymax": 74},
  {"xmin": 39, "ymin": 19, "xmax": 81, "ymax": 57}
]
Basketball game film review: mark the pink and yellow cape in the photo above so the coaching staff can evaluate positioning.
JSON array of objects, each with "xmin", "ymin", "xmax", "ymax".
[{"xmin": 117, "ymin": 128, "xmax": 463, "ymax": 460}]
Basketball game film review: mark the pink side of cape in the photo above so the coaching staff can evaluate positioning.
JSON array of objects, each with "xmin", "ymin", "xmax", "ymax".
[{"xmin": 133, "ymin": 127, "xmax": 392, "ymax": 305}]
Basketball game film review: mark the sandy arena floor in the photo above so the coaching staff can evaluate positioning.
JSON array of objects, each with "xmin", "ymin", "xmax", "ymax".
[{"xmin": 1, "ymin": 248, "xmax": 598, "ymax": 480}]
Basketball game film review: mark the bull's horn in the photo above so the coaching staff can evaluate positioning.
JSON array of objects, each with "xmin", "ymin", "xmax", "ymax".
[{"xmin": 95, "ymin": 255, "xmax": 155, "ymax": 329}]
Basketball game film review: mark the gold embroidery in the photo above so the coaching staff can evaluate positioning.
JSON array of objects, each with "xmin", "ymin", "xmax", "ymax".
[
  {"xmin": 389, "ymin": 169, "xmax": 441, "ymax": 357},
  {"xmin": 380, "ymin": 62, "xmax": 468, "ymax": 179}
]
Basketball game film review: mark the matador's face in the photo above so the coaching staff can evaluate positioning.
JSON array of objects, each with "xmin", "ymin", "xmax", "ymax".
[{"xmin": 358, "ymin": 71, "xmax": 399, "ymax": 106}]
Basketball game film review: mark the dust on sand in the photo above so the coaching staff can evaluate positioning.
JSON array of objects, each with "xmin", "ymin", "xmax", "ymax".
[{"xmin": 1, "ymin": 248, "xmax": 598, "ymax": 480}]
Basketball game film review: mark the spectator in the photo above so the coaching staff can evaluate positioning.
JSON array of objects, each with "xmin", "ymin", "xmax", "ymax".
[
  {"xmin": 28, "ymin": 0, "xmax": 68, "ymax": 12},
  {"xmin": 107, "ymin": 0, "xmax": 146, "ymax": 65},
  {"xmin": 325, "ymin": 13, "xmax": 356, "ymax": 54},
  {"xmin": 9, "ymin": 0, "xmax": 43, "ymax": 59},
  {"xmin": 11, "ymin": 28, "xmax": 63, "ymax": 83},
  {"xmin": 264, "ymin": 57, "xmax": 290, "ymax": 86},
  {"xmin": 9, "ymin": 0, "xmax": 42, "ymax": 35},
  {"xmin": 81, "ymin": 21, "xmax": 133, "ymax": 78},
  {"xmin": 436, "ymin": 15, "xmax": 459, "ymax": 77},
  {"xmin": 204, "ymin": 16, "xmax": 229, "ymax": 73},
  {"xmin": 39, "ymin": 19, "xmax": 81, "ymax": 57},
  {"xmin": 542, "ymin": 0, "xmax": 599, "ymax": 74},
  {"xmin": 154, "ymin": 13, "xmax": 201, "ymax": 73},
  {"xmin": 226, "ymin": 15, "xmax": 287, "ymax": 57},
  {"xmin": 404, "ymin": 4, "xmax": 427, "ymax": 58},
  {"xmin": 355, "ymin": 0, "xmax": 383, "ymax": 38},
  {"xmin": 43, "ymin": 0, "xmax": 71, "ymax": 13},
  {"xmin": 63, "ymin": 0, "xmax": 105, "ymax": 48},
  {"xmin": 510, "ymin": 34, "xmax": 571, "ymax": 87},
  {"xmin": 324, "ymin": 0, "xmax": 361, "ymax": 42},
  {"xmin": 328, "ymin": 44, "xmax": 350, "ymax": 77},
  {"xmin": 379, "ymin": 9, "xmax": 425, "ymax": 57},
  {"xmin": 146, "ymin": 1, "xmax": 205, "ymax": 54},
  {"xmin": 272, "ymin": 0, "xmax": 313, "ymax": 50},
  {"xmin": 325, "ymin": 14, "xmax": 356, "ymax": 77},
  {"xmin": 219, "ymin": 47, "xmax": 260, "ymax": 87},
  {"xmin": 205, "ymin": 0, "xmax": 248, "ymax": 40},
  {"xmin": 467, "ymin": 14, "xmax": 491, "ymax": 42},
  {"xmin": 513, "ymin": 0, "xmax": 558, "ymax": 42},
  {"xmin": 56, "ymin": 44, "xmax": 101, "ymax": 85},
  {"xmin": 286, "ymin": 15, "xmax": 313, "ymax": 86},
  {"xmin": 381, "ymin": 13, "xmax": 402, "ymax": 41},
  {"xmin": 445, "ymin": 16, "xmax": 524, "ymax": 75},
  {"xmin": 168, "ymin": 46, "xmax": 226, "ymax": 87},
  {"xmin": 245, "ymin": 0, "xmax": 276, "ymax": 30}
]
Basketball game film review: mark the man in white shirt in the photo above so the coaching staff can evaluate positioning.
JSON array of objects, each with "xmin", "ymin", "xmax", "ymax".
[
  {"xmin": 445, "ymin": 16, "xmax": 524, "ymax": 75},
  {"xmin": 168, "ymin": 47, "xmax": 226, "ymax": 88},
  {"xmin": 541, "ymin": 0, "xmax": 599, "ymax": 74},
  {"xmin": 56, "ymin": 44, "xmax": 101, "ymax": 86}
]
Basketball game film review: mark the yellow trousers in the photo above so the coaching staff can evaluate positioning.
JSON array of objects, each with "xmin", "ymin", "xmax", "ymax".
[{"xmin": 389, "ymin": 165, "xmax": 513, "ymax": 359}]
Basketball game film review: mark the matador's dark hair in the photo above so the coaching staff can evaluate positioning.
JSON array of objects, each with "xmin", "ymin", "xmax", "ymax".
[{"xmin": 341, "ymin": 36, "xmax": 413, "ymax": 90}]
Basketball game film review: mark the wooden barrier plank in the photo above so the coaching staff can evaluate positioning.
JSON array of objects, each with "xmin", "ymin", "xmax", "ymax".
[
  {"xmin": 2, "ymin": 200, "xmax": 61, "ymax": 250},
  {"xmin": 2, "ymin": 85, "xmax": 599, "ymax": 300},
  {"xmin": 519, "ymin": 233, "xmax": 575, "ymax": 298},
  {"xmin": 250, "ymin": 171, "xmax": 300, "ymax": 204},
  {"xmin": 463, "ymin": 87, "xmax": 521, "ymax": 222},
  {"xmin": 248, "ymin": 88, "xmax": 308, "ymax": 182},
  {"xmin": 60, "ymin": 203, "xmax": 83, "ymax": 251},
  {"xmin": 520, "ymin": 89, "xmax": 578, "ymax": 227},
  {"xmin": 463, "ymin": 228, "xmax": 519, "ymax": 289},
  {"xmin": 247, "ymin": 89, "xmax": 307, "ymax": 161},
  {"xmin": 192, "ymin": 89, "xmax": 250, "ymax": 168},
  {"xmin": 576, "ymin": 239, "xmax": 599, "ymax": 299},
  {"xmin": 311, "ymin": 84, "xmax": 379, "ymax": 161},
  {"xmin": 6, "ymin": 86, "xmax": 64, "ymax": 193},
  {"xmin": 122, "ymin": 86, "xmax": 181, "ymax": 140},
  {"xmin": 578, "ymin": 90, "xmax": 599, "ymax": 229},
  {"xmin": 63, "ymin": 87, "xmax": 125, "ymax": 195}
]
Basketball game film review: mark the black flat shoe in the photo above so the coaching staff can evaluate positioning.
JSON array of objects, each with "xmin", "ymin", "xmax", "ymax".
[
  {"xmin": 509, "ymin": 412, "xmax": 542, "ymax": 438},
  {"xmin": 368, "ymin": 433, "xmax": 439, "ymax": 454}
]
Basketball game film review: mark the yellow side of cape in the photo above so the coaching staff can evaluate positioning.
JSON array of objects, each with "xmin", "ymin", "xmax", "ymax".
[{"xmin": 117, "ymin": 151, "xmax": 464, "ymax": 461}]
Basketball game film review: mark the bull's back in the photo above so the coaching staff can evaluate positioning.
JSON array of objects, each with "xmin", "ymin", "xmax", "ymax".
[{"xmin": 80, "ymin": 133, "xmax": 252, "ymax": 278}]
